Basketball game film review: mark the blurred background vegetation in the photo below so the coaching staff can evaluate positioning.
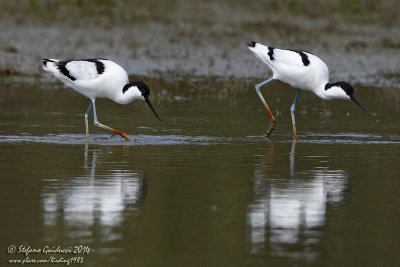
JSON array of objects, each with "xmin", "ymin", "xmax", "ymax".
[
  {"xmin": 0, "ymin": 0, "xmax": 399, "ymax": 88},
  {"xmin": 1, "ymin": 0, "xmax": 398, "ymax": 26}
]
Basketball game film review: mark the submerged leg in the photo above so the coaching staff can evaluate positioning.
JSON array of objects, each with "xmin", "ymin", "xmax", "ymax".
[
  {"xmin": 91, "ymin": 99, "xmax": 130, "ymax": 141},
  {"xmin": 255, "ymin": 77, "xmax": 276, "ymax": 137},
  {"xmin": 85, "ymin": 102, "xmax": 93, "ymax": 140},
  {"xmin": 290, "ymin": 89, "xmax": 301, "ymax": 139}
]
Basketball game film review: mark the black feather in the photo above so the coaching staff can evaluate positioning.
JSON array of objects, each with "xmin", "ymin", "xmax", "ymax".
[
  {"xmin": 77, "ymin": 58, "xmax": 106, "ymax": 75},
  {"xmin": 56, "ymin": 60, "xmax": 76, "ymax": 81},
  {"xmin": 123, "ymin": 81, "xmax": 150, "ymax": 97},
  {"xmin": 267, "ymin": 47, "xmax": 275, "ymax": 61},
  {"xmin": 42, "ymin": 58, "xmax": 55, "ymax": 66},
  {"xmin": 290, "ymin": 50, "xmax": 310, "ymax": 66},
  {"xmin": 325, "ymin": 81, "xmax": 354, "ymax": 96}
]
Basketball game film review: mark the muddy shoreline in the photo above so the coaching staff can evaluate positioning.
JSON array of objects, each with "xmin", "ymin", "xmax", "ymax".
[{"xmin": 1, "ymin": 1, "xmax": 399, "ymax": 89}]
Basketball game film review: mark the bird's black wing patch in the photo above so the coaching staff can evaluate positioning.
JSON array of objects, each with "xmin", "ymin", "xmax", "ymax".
[
  {"xmin": 77, "ymin": 58, "xmax": 106, "ymax": 75},
  {"xmin": 268, "ymin": 47, "xmax": 275, "ymax": 60},
  {"xmin": 290, "ymin": 50, "xmax": 310, "ymax": 66},
  {"xmin": 56, "ymin": 60, "xmax": 76, "ymax": 81}
]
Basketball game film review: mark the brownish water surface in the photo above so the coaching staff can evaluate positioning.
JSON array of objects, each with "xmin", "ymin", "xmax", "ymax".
[{"xmin": 1, "ymin": 80, "xmax": 400, "ymax": 266}]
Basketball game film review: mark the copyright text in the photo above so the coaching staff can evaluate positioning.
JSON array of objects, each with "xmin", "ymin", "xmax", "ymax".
[{"xmin": 6, "ymin": 244, "xmax": 94, "ymax": 265}]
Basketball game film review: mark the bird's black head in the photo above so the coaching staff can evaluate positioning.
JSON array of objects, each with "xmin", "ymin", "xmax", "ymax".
[
  {"xmin": 134, "ymin": 81, "xmax": 150, "ymax": 99},
  {"xmin": 123, "ymin": 81, "xmax": 168, "ymax": 124},
  {"xmin": 123, "ymin": 81, "xmax": 150, "ymax": 99},
  {"xmin": 325, "ymin": 81, "xmax": 354, "ymax": 97},
  {"xmin": 325, "ymin": 81, "xmax": 378, "ymax": 117}
]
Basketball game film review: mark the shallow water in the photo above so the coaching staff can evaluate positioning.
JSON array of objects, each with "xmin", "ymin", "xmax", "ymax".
[{"xmin": 1, "ymin": 81, "xmax": 400, "ymax": 266}]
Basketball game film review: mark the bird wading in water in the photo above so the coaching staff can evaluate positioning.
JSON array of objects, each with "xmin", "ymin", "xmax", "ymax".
[
  {"xmin": 42, "ymin": 58, "xmax": 167, "ymax": 141},
  {"xmin": 247, "ymin": 42, "xmax": 378, "ymax": 139}
]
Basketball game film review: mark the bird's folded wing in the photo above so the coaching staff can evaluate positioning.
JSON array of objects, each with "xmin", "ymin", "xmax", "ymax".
[
  {"xmin": 273, "ymin": 49, "xmax": 311, "ymax": 68},
  {"xmin": 61, "ymin": 60, "xmax": 103, "ymax": 81}
]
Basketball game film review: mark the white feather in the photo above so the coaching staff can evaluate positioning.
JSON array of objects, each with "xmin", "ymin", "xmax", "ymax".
[
  {"xmin": 248, "ymin": 43, "xmax": 332, "ymax": 99},
  {"xmin": 43, "ymin": 59, "xmax": 130, "ymax": 102},
  {"xmin": 65, "ymin": 61, "xmax": 100, "ymax": 80}
]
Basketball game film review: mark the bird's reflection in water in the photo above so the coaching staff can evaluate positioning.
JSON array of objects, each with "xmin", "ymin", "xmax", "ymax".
[
  {"xmin": 248, "ymin": 141, "xmax": 348, "ymax": 260},
  {"xmin": 42, "ymin": 144, "xmax": 146, "ymax": 242}
]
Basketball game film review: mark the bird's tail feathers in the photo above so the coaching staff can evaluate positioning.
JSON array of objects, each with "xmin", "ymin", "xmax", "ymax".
[
  {"xmin": 42, "ymin": 58, "xmax": 58, "ymax": 65},
  {"xmin": 42, "ymin": 58, "xmax": 60, "ymax": 72},
  {"xmin": 247, "ymin": 41, "xmax": 257, "ymax": 47},
  {"xmin": 247, "ymin": 42, "xmax": 273, "ymax": 65}
]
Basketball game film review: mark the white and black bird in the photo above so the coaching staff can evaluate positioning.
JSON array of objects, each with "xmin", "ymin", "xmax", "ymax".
[
  {"xmin": 248, "ymin": 41, "xmax": 377, "ymax": 139},
  {"xmin": 42, "ymin": 58, "xmax": 167, "ymax": 141}
]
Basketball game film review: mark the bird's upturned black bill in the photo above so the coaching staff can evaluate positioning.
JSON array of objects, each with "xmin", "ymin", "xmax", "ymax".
[
  {"xmin": 145, "ymin": 98, "xmax": 168, "ymax": 124},
  {"xmin": 350, "ymin": 95, "xmax": 378, "ymax": 117}
]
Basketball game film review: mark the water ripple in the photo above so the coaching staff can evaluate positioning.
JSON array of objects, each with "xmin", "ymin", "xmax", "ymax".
[
  {"xmin": 0, "ymin": 133, "xmax": 399, "ymax": 146},
  {"xmin": 0, "ymin": 134, "xmax": 259, "ymax": 146}
]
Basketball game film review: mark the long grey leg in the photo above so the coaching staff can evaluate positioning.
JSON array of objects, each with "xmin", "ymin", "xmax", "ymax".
[
  {"xmin": 254, "ymin": 77, "xmax": 276, "ymax": 137},
  {"xmin": 85, "ymin": 102, "xmax": 93, "ymax": 140},
  {"xmin": 290, "ymin": 89, "xmax": 301, "ymax": 139},
  {"xmin": 91, "ymin": 99, "xmax": 130, "ymax": 141}
]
